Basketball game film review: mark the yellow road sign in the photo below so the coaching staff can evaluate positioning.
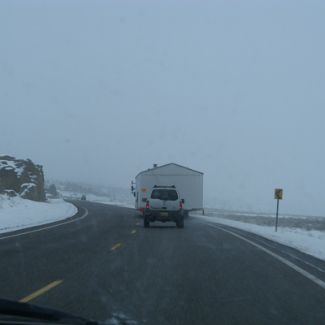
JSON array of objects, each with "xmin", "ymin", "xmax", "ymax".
[{"xmin": 274, "ymin": 188, "xmax": 283, "ymax": 200}]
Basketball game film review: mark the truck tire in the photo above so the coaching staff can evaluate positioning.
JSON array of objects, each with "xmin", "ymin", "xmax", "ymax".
[
  {"xmin": 176, "ymin": 216, "xmax": 184, "ymax": 228},
  {"xmin": 144, "ymin": 216, "xmax": 150, "ymax": 228}
]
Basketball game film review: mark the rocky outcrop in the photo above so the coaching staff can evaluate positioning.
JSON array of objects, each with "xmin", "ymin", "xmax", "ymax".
[{"xmin": 0, "ymin": 155, "xmax": 46, "ymax": 202}]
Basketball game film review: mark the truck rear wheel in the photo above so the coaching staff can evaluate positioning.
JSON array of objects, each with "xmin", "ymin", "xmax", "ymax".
[
  {"xmin": 144, "ymin": 217, "xmax": 150, "ymax": 228},
  {"xmin": 176, "ymin": 216, "xmax": 184, "ymax": 228}
]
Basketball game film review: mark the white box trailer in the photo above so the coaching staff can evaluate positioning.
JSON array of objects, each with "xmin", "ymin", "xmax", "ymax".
[{"xmin": 133, "ymin": 163, "xmax": 204, "ymax": 214}]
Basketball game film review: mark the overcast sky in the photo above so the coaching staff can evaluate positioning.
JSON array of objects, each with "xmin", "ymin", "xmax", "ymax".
[{"xmin": 1, "ymin": 0, "xmax": 325, "ymax": 215}]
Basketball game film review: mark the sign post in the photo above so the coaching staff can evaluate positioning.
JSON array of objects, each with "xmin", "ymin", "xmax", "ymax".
[{"xmin": 274, "ymin": 189, "xmax": 283, "ymax": 232}]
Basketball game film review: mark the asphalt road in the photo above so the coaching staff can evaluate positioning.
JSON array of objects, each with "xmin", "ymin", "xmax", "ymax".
[{"xmin": 1, "ymin": 200, "xmax": 325, "ymax": 324}]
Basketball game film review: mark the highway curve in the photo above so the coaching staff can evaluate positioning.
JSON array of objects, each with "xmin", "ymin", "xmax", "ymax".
[{"xmin": 1, "ymin": 200, "xmax": 325, "ymax": 324}]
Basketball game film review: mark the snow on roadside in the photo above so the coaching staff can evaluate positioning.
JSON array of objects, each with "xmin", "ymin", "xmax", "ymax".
[
  {"xmin": 192, "ymin": 214, "xmax": 325, "ymax": 261},
  {"xmin": 0, "ymin": 194, "xmax": 78, "ymax": 234},
  {"xmin": 204, "ymin": 208, "xmax": 325, "ymax": 220}
]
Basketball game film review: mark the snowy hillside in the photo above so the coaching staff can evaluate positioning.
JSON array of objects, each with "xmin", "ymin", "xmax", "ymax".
[
  {"xmin": 60, "ymin": 190, "xmax": 134, "ymax": 208},
  {"xmin": 50, "ymin": 180, "xmax": 134, "ymax": 208},
  {"xmin": 0, "ymin": 155, "xmax": 46, "ymax": 201}
]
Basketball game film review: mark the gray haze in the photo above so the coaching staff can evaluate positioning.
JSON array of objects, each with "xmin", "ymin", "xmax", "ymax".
[{"xmin": 1, "ymin": 0, "xmax": 325, "ymax": 215}]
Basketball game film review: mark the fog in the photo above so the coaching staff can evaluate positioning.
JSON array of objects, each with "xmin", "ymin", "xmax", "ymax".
[{"xmin": 1, "ymin": 0, "xmax": 325, "ymax": 215}]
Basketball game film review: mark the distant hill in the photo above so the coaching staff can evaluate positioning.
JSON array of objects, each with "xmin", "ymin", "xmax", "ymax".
[{"xmin": 46, "ymin": 179, "xmax": 134, "ymax": 207}]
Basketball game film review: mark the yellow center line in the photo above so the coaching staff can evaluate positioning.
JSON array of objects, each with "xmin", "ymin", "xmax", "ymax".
[
  {"xmin": 19, "ymin": 280, "xmax": 63, "ymax": 303},
  {"xmin": 131, "ymin": 229, "xmax": 137, "ymax": 234},
  {"xmin": 111, "ymin": 243, "xmax": 122, "ymax": 251}
]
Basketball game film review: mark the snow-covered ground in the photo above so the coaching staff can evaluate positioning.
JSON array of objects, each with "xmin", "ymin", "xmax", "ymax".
[
  {"xmin": 60, "ymin": 190, "xmax": 134, "ymax": 208},
  {"xmin": 0, "ymin": 194, "xmax": 78, "ymax": 234},
  {"xmin": 207, "ymin": 209, "xmax": 325, "ymax": 220},
  {"xmin": 201, "ymin": 208, "xmax": 325, "ymax": 230},
  {"xmin": 192, "ymin": 212, "xmax": 325, "ymax": 261}
]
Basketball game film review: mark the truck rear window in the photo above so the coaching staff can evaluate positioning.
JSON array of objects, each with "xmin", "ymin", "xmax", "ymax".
[{"xmin": 150, "ymin": 189, "xmax": 178, "ymax": 201}]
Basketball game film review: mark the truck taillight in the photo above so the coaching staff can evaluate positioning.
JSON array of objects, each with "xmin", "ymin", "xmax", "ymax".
[
  {"xmin": 146, "ymin": 200, "xmax": 150, "ymax": 209},
  {"xmin": 179, "ymin": 200, "xmax": 183, "ymax": 209}
]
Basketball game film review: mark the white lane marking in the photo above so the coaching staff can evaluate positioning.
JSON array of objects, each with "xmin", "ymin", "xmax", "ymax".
[
  {"xmin": 211, "ymin": 224, "xmax": 325, "ymax": 291},
  {"xmin": 285, "ymin": 253, "xmax": 325, "ymax": 273},
  {"xmin": 234, "ymin": 230, "xmax": 325, "ymax": 274},
  {"xmin": 0, "ymin": 207, "xmax": 88, "ymax": 241},
  {"xmin": 249, "ymin": 235, "xmax": 325, "ymax": 274}
]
